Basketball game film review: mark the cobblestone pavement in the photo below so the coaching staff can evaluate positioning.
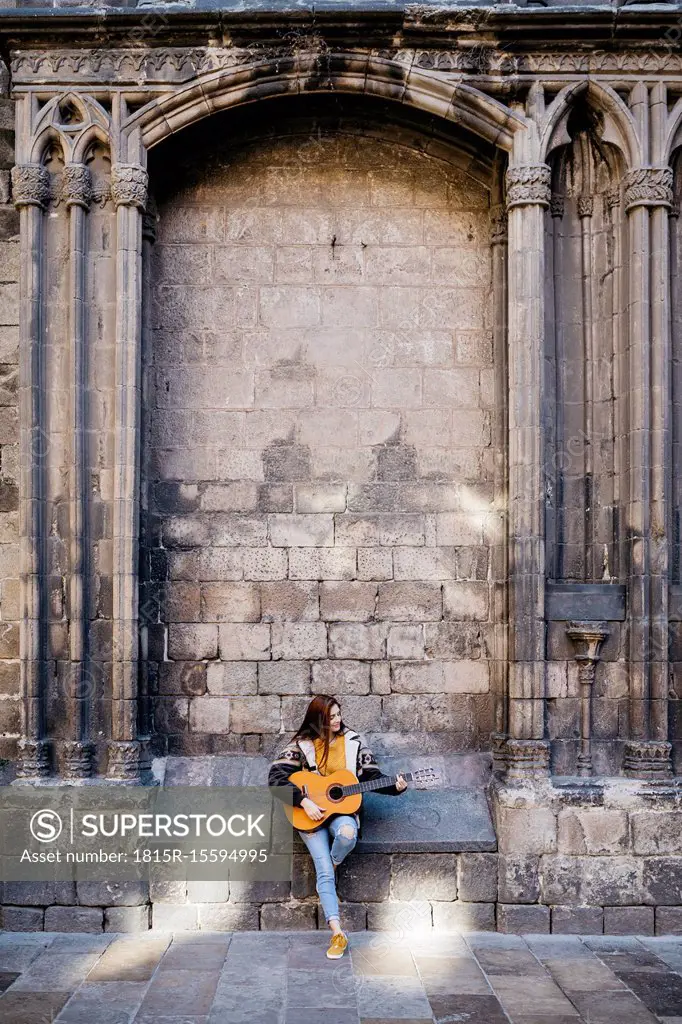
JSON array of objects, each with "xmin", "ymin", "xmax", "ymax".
[{"xmin": 1, "ymin": 930, "xmax": 682, "ymax": 1024}]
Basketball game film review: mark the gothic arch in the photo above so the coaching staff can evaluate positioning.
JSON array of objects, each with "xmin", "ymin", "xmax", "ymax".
[{"xmin": 540, "ymin": 80, "xmax": 641, "ymax": 169}]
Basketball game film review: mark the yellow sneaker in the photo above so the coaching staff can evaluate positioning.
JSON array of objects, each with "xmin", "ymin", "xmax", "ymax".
[{"xmin": 326, "ymin": 931, "xmax": 348, "ymax": 959}]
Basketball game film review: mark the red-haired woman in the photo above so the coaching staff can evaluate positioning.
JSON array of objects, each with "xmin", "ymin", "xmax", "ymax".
[{"xmin": 268, "ymin": 695, "xmax": 407, "ymax": 959}]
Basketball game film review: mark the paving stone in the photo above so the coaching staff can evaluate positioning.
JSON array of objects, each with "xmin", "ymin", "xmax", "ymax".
[
  {"xmin": 567, "ymin": 989, "xmax": 660, "ymax": 1024},
  {"xmin": 287, "ymin": 966, "xmax": 358, "ymax": 1006},
  {"xmin": 487, "ymin": 975, "xmax": 581, "ymax": 1016},
  {"xmin": 427, "ymin": 994, "xmax": 509, "ymax": 1023},
  {"xmin": 0, "ymin": 991, "xmax": 73, "ymax": 1024},
  {"xmin": 350, "ymin": 945, "xmax": 419, "ymax": 977},
  {"xmin": 616, "ymin": 970, "xmax": 682, "ymax": 1017},
  {"xmin": 414, "ymin": 955, "xmax": 491, "ymax": 995},
  {"xmin": 54, "ymin": 981, "xmax": 149, "ymax": 1024},
  {"xmin": 354, "ymin": 975, "xmax": 432, "ymax": 1019}
]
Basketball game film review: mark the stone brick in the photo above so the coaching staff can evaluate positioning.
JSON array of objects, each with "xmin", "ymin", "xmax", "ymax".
[
  {"xmin": 288, "ymin": 547, "xmax": 356, "ymax": 581},
  {"xmin": 498, "ymin": 904, "xmax": 550, "ymax": 935},
  {"xmin": 201, "ymin": 582, "xmax": 260, "ymax": 622},
  {"xmin": 382, "ymin": 693, "xmax": 472, "ymax": 732},
  {"xmin": 335, "ymin": 514, "xmax": 425, "ymax": 547},
  {"xmin": 496, "ymin": 807, "xmax": 557, "ymax": 856},
  {"xmin": 206, "ymin": 662, "xmax": 258, "ymax": 695},
  {"xmin": 391, "ymin": 854, "xmax": 458, "ymax": 901},
  {"xmin": 377, "ymin": 582, "xmax": 442, "ymax": 621},
  {"xmin": 431, "ymin": 901, "xmax": 496, "ymax": 932},
  {"xmin": 387, "ymin": 624, "xmax": 425, "ymax": 659},
  {"xmin": 338, "ymin": 853, "xmax": 391, "ymax": 902},
  {"xmin": 186, "ymin": 880, "xmax": 230, "ymax": 903},
  {"xmin": 319, "ymin": 581, "xmax": 377, "ymax": 621},
  {"xmin": 0, "ymin": 906, "xmax": 44, "ymax": 931},
  {"xmin": 105, "ymin": 906, "xmax": 151, "ymax": 933},
  {"xmin": 269, "ymin": 514, "xmax": 334, "ymax": 547},
  {"xmin": 458, "ymin": 853, "xmax": 498, "ymax": 902},
  {"xmin": 198, "ymin": 903, "xmax": 260, "ymax": 930},
  {"xmin": 497, "ymin": 855, "xmax": 540, "ymax": 904},
  {"xmin": 631, "ymin": 812, "xmax": 682, "ymax": 856},
  {"xmin": 228, "ymin": 696, "xmax": 281, "ymax": 733},
  {"xmin": 295, "ymin": 484, "xmax": 347, "ymax": 513},
  {"xmin": 366, "ymin": 900, "xmax": 432, "ymax": 932},
  {"xmin": 260, "ymin": 902, "xmax": 317, "ymax": 930},
  {"xmin": 393, "ymin": 547, "xmax": 458, "ymax": 581},
  {"xmin": 243, "ymin": 548, "xmax": 288, "ymax": 581},
  {"xmin": 312, "ymin": 660, "xmax": 370, "ymax": 694},
  {"xmin": 541, "ymin": 855, "xmax": 643, "ymax": 906},
  {"xmin": 357, "ymin": 548, "xmax": 393, "ymax": 581},
  {"xmin": 44, "ymin": 906, "xmax": 104, "ymax": 933},
  {"xmin": 271, "ymin": 622, "xmax": 327, "ymax": 659},
  {"xmin": 443, "ymin": 581, "xmax": 489, "ymax": 620},
  {"xmin": 260, "ymin": 581, "xmax": 319, "ymax": 621},
  {"xmin": 371, "ymin": 662, "xmax": 391, "ymax": 694},
  {"xmin": 318, "ymin": 902, "xmax": 367, "ymax": 931},
  {"xmin": 391, "ymin": 660, "xmax": 488, "ymax": 694},
  {"xmin": 551, "ymin": 905, "xmax": 603, "ymax": 935},
  {"xmin": 328, "ymin": 623, "xmax": 387, "ymax": 660},
  {"xmin": 558, "ymin": 809, "xmax": 629, "ymax": 856},
  {"xmin": 152, "ymin": 903, "xmax": 198, "ymax": 930},
  {"xmin": 189, "ymin": 696, "xmax": 231, "ymax": 734},
  {"xmin": 643, "ymin": 857, "xmax": 682, "ymax": 905},
  {"xmin": 603, "ymin": 905, "xmax": 654, "ymax": 936},
  {"xmin": 168, "ymin": 623, "xmax": 218, "ymax": 660},
  {"xmin": 218, "ymin": 623, "xmax": 271, "ymax": 660},
  {"xmin": 655, "ymin": 907, "xmax": 682, "ymax": 935},
  {"xmin": 259, "ymin": 661, "xmax": 311, "ymax": 695},
  {"xmin": 77, "ymin": 882, "xmax": 148, "ymax": 906}
]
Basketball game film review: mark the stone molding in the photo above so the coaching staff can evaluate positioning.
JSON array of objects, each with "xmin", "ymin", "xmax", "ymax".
[
  {"xmin": 623, "ymin": 167, "xmax": 673, "ymax": 212},
  {"xmin": 11, "ymin": 164, "xmax": 50, "ymax": 209},
  {"xmin": 623, "ymin": 739, "xmax": 673, "ymax": 779},
  {"xmin": 501, "ymin": 738, "xmax": 551, "ymax": 779},
  {"xmin": 111, "ymin": 164, "xmax": 148, "ymax": 211},
  {"xmin": 505, "ymin": 165, "xmax": 552, "ymax": 210}
]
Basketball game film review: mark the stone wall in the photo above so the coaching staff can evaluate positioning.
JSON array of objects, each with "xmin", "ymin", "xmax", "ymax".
[
  {"xmin": 0, "ymin": 74, "xmax": 18, "ymax": 763},
  {"xmin": 143, "ymin": 106, "xmax": 498, "ymax": 757}
]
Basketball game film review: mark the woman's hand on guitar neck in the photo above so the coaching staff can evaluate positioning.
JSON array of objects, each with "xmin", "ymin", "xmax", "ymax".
[
  {"xmin": 301, "ymin": 796, "xmax": 325, "ymax": 821},
  {"xmin": 395, "ymin": 773, "xmax": 407, "ymax": 793}
]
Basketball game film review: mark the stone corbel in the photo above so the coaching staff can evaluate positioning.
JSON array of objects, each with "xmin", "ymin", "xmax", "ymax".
[{"xmin": 565, "ymin": 621, "xmax": 609, "ymax": 777}]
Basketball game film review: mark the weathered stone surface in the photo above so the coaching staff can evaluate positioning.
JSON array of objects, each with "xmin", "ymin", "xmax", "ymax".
[
  {"xmin": 104, "ymin": 905, "xmax": 151, "ymax": 933},
  {"xmin": 497, "ymin": 855, "xmax": 540, "ymax": 904},
  {"xmin": 44, "ymin": 906, "xmax": 104, "ymax": 933},
  {"xmin": 0, "ymin": 906, "xmax": 44, "ymax": 931},
  {"xmin": 366, "ymin": 900, "xmax": 432, "ymax": 932},
  {"xmin": 390, "ymin": 853, "xmax": 458, "ymax": 901},
  {"xmin": 541, "ymin": 855, "xmax": 643, "ymax": 907},
  {"xmin": 260, "ymin": 902, "xmax": 317, "ymax": 930},
  {"xmin": 496, "ymin": 807, "xmax": 557, "ymax": 856},
  {"xmin": 498, "ymin": 903, "xmax": 550, "ymax": 935},
  {"xmin": 431, "ymin": 900, "xmax": 496, "ymax": 932},
  {"xmin": 557, "ymin": 809, "xmax": 629, "ymax": 856},
  {"xmin": 458, "ymin": 853, "xmax": 498, "ymax": 902},
  {"xmin": 603, "ymin": 905, "xmax": 654, "ymax": 936},
  {"xmin": 550, "ymin": 905, "xmax": 604, "ymax": 935}
]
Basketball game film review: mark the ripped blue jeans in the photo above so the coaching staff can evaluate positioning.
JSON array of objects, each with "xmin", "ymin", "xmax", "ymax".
[{"xmin": 297, "ymin": 814, "xmax": 358, "ymax": 924}]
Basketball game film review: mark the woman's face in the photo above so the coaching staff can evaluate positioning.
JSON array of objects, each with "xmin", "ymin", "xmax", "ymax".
[{"xmin": 329, "ymin": 704, "xmax": 342, "ymax": 733}]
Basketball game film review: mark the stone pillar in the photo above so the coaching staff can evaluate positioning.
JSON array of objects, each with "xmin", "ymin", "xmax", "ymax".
[
  {"xmin": 12, "ymin": 164, "xmax": 51, "ymax": 779},
  {"xmin": 565, "ymin": 621, "xmax": 609, "ymax": 777},
  {"xmin": 107, "ymin": 163, "xmax": 149, "ymax": 782},
  {"xmin": 623, "ymin": 166, "xmax": 673, "ymax": 778},
  {"xmin": 503, "ymin": 164, "xmax": 552, "ymax": 778},
  {"xmin": 62, "ymin": 163, "xmax": 95, "ymax": 779},
  {"xmin": 578, "ymin": 193, "xmax": 595, "ymax": 581}
]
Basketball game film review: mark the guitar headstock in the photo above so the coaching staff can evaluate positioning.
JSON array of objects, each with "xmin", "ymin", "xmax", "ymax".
[{"xmin": 409, "ymin": 766, "xmax": 440, "ymax": 788}]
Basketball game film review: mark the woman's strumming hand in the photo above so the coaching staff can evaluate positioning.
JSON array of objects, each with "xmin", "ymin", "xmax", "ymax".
[
  {"xmin": 301, "ymin": 797, "xmax": 325, "ymax": 821},
  {"xmin": 395, "ymin": 773, "xmax": 407, "ymax": 793}
]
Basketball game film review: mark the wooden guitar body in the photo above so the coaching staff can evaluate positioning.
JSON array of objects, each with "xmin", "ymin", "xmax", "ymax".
[{"xmin": 283, "ymin": 768, "xmax": 362, "ymax": 831}]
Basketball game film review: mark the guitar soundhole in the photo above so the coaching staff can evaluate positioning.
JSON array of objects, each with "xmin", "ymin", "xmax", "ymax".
[{"xmin": 327, "ymin": 785, "xmax": 344, "ymax": 802}]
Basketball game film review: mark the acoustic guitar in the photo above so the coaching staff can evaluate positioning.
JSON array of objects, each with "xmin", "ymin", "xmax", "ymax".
[{"xmin": 281, "ymin": 766, "xmax": 439, "ymax": 831}]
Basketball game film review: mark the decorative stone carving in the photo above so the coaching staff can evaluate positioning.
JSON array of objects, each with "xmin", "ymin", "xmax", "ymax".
[
  {"xmin": 111, "ymin": 164, "xmax": 148, "ymax": 210},
  {"xmin": 623, "ymin": 739, "xmax": 673, "ymax": 779},
  {"xmin": 11, "ymin": 164, "xmax": 50, "ymax": 209},
  {"xmin": 490, "ymin": 204, "xmax": 507, "ymax": 245},
  {"xmin": 502, "ymin": 738, "xmax": 551, "ymax": 779},
  {"xmin": 107, "ymin": 739, "xmax": 153, "ymax": 783},
  {"xmin": 565, "ymin": 621, "xmax": 609, "ymax": 777},
  {"xmin": 550, "ymin": 193, "xmax": 565, "ymax": 218},
  {"xmin": 62, "ymin": 740, "xmax": 95, "ymax": 779},
  {"xmin": 63, "ymin": 164, "xmax": 92, "ymax": 209},
  {"xmin": 15, "ymin": 738, "xmax": 51, "ymax": 779},
  {"xmin": 623, "ymin": 167, "xmax": 673, "ymax": 212},
  {"xmin": 606, "ymin": 186, "xmax": 621, "ymax": 209},
  {"xmin": 577, "ymin": 195, "xmax": 594, "ymax": 218},
  {"xmin": 505, "ymin": 165, "xmax": 551, "ymax": 210}
]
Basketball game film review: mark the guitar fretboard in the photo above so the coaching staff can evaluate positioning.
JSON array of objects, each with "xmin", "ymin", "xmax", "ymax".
[{"xmin": 340, "ymin": 771, "xmax": 416, "ymax": 796}]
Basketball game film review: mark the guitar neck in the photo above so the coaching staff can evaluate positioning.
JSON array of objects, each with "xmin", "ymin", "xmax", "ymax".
[{"xmin": 343, "ymin": 771, "xmax": 415, "ymax": 796}]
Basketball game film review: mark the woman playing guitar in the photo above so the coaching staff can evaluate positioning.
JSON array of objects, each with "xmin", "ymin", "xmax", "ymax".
[{"xmin": 267, "ymin": 694, "xmax": 407, "ymax": 960}]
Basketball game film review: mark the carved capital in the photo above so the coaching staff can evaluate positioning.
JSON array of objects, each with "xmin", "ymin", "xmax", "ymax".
[
  {"xmin": 606, "ymin": 186, "xmax": 621, "ymax": 210},
  {"xmin": 63, "ymin": 164, "xmax": 92, "ymax": 209},
  {"xmin": 565, "ymin": 621, "xmax": 609, "ymax": 668},
  {"xmin": 623, "ymin": 739, "xmax": 673, "ymax": 778},
  {"xmin": 15, "ymin": 737, "xmax": 51, "ymax": 778},
  {"xmin": 11, "ymin": 164, "xmax": 50, "ymax": 209},
  {"xmin": 490, "ymin": 204, "xmax": 508, "ymax": 245},
  {"xmin": 61, "ymin": 740, "xmax": 95, "ymax": 779},
  {"xmin": 111, "ymin": 164, "xmax": 148, "ymax": 210},
  {"xmin": 623, "ymin": 167, "xmax": 673, "ymax": 212},
  {"xmin": 505, "ymin": 164, "xmax": 551, "ymax": 210},
  {"xmin": 550, "ymin": 193, "xmax": 565, "ymax": 218},
  {"xmin": 578, "ymin": 195, "xmax": 594, "ymax": 218},
  {"xmin": 501, "ymin": 737, "xmax": 551, "ymax": 779},
  {"xmin": 107, "ymin": 739, "xmax": 150, "ymax": 782}
]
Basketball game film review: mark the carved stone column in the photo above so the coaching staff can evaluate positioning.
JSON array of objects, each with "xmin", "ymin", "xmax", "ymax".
[
  {"xmin": 107, "ymin": 163, "xmax": 150, "ymax": 782},
  {"xmin": 623, "ymin": 166, "xmax": 673, "ymax": 778},
  {"xmin": 565, "ymin": 621, "xmax": 609, "ymax": 776},
  {"xmin": 62, "ymin": 163, "xmax": 95, "ymax": 779},
  {"xmin": 12, "ymin": 164, "xmax": 51, "ymax": 779},
  {"xmin": 503, "ymin": 164, "xmax": 552, "ymax": 778}
]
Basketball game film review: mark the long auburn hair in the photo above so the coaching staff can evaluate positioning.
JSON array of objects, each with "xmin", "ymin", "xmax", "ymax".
[{"xmin": 291, "ymin": 695, "xmax": 345, "ymax": 773}]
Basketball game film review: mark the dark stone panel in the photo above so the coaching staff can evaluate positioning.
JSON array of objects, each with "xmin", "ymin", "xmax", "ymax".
[{"xmin": 546, "ymin": 583, "xmax": 626, "ymax": 621}]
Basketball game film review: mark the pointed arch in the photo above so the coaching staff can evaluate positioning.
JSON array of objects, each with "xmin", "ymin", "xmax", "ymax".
[{"xmin": 540, "ymin": 80, "xmax": 641, "ymax": 169}]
